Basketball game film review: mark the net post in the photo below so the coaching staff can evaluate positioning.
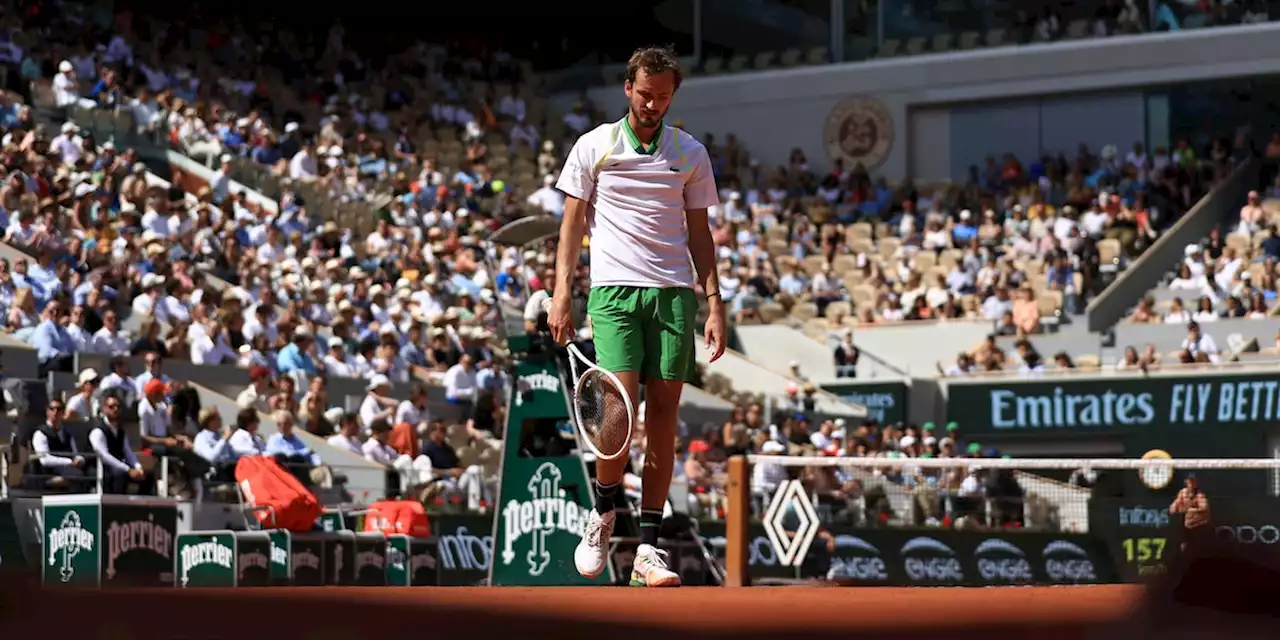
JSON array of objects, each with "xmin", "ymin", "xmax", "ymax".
[{"xmin": 725, "ymin": 455, "xmax": 750, "ymax": 587}]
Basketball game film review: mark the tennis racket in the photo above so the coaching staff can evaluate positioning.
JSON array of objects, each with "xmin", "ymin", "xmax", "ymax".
[{"xmin": 543, "ymin": 298, "xmax": 635, "ymax": 461}]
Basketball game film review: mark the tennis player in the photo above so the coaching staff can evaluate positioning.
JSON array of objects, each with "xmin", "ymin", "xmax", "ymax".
[{"xmin": 549, "ymin": 45, "xmax": 726, "ymax": 587}]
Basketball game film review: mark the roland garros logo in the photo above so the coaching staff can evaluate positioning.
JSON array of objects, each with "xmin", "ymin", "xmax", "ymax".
[{"xmin": 824, "ymin": 96, "xmax": 894, "ymax": 170}]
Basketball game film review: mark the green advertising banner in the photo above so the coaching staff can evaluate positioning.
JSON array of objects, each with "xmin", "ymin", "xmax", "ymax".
[
  {"xmin": 946, "ymin": 372, "xmax": 1280, "ymax": 435},
  {"xmin": 42, "ymin": 501, "xmax": 101, "ymax": 587},
  {"xmin": 41, "ymin": 495, "xmax": 178, "ymax": 588},
  {"xmin": 820, "ymin": 380, "xmax": 909, "ymax": 425},
  {"xmin": 386, "ymin": 534, "xmax": 439, "ymax": 586},
  {"xmin": 175, "ymin": 531, "xmax": 238, "ymax": 588},
  {"xmin": 490, "ymin": 358, "xmax": 611, "ymax": 586},
  {"xmin": 268, "ymin": 530, "xmax": 292, "ymax": 584},
  {"xmin": 317, "ymin": 511, "xmax": 349, "ymax": 532}
]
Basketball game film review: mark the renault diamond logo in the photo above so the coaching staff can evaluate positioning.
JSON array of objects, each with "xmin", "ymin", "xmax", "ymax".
[{"xmin": 762, "ymin": 480, "xmax": 819, "ymax": 567}]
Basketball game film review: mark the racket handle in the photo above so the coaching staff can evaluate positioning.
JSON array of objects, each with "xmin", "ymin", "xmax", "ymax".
[{"xmin": 542, "ymin": 298, "xmax": 553, "ymax": 313}]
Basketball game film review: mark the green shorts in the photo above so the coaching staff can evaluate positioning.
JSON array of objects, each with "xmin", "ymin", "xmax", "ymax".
[{"xmin": 587, "ymin": 285, "xmax": 698, "ymax": 382}]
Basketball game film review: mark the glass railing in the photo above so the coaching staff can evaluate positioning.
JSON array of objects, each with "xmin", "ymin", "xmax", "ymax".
[
  {"xmin": 844, "ymin": 0, "xmax": 1275, "ymax": 63},
  {"xmin": 689, "ymin": 0, "xmax": 1274, "ymax": 73},
  {"xmin": 701, "ymin": 0, "xmax": 834, "ymax": 57}
]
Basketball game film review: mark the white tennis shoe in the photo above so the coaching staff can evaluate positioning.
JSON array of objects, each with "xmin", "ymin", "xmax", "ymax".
[
  {"xmin": 630, "ymin": 544, "xmax": 681, "ymax": 587},
  {"xmin": 574, "ymin": 509, "xmax": 616, "ymax": 579}
]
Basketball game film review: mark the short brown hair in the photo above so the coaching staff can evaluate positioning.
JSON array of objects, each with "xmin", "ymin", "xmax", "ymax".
[{"xmin": 625, "ymin": 45, "xmax": 683, "ymax": 90}]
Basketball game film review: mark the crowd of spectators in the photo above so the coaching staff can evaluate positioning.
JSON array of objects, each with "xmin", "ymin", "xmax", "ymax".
[
  {"xmin": 703, "ymin": 135, "xmax": 1227, "ymax": 344},
  {"xmin": 7, "ymin": 2, "xmax": 1269, "ymax": 526},
  {"xmin": 908, "ymin": 130, "xmax": 1256, "ymax": 378},
  {"xmin": 663, "ymin": 401, "xmax": 1025, "ymax": 528}
]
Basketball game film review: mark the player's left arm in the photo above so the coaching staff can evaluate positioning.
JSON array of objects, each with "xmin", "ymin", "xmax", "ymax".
[{"xmin": 685, "ymin": 144, "xmax": 726, "ymax": 362}]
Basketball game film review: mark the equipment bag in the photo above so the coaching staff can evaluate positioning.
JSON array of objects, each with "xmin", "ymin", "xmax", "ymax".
[
  {"xmin": 235, "ymin": 456, "xmax": 322, "ymax": 533},
  {"xmin": 363, "ymin": 499, "xmax": 431, "ymax": 537}
]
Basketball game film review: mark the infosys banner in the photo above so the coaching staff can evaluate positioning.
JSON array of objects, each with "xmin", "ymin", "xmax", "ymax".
[{"xmin": 946, "ymin": 373, "xmax": 1280, "ymax": 434}]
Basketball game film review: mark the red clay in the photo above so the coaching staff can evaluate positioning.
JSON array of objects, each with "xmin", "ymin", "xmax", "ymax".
[
  {"xmin": 250, "ymin": 585, "xmax": 1143, "ymax": 632},
  {"xmin": 2, "ymin": 577, "xmax": 1146, "ymax": 639}
]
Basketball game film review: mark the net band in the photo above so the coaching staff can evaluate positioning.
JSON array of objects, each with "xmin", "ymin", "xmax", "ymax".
[{"xmin": 745, "ymin": 455, "xmax": 1280, "ymax": 470}]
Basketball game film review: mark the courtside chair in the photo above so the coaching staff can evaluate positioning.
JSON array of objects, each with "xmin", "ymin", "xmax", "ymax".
[
  {"xmin": 779, "ymin": 48, "xmax": 803, "ymax": 66},
  {"xmin": 905, "ymin": 37, "xmax": 928, "ymax": 55},
  {"xmin": 986, "ymin": 29, "xmax": 1006, "ymax": 47},
  {"xmin": 878, "ymin": 39, "xmax": 902, "ymax": 57},
  {"xmin": 701, "ymin": 56, "xmax": 725, "ymax": 75},
  {"xmin": 932, "ymin": 33, "xmax": 954, "ymax": 52},
  {"xmin": 958, "ymin": 31, "xmax": 981, "ymax": 49},
  {"xmin": 727, "ymin": 54, "xmax": 749, "ymax": 73},
  {"xmin": 805, "ymin": 47, "xmax": 829, "ymax": 65},
  {"xmin": 1066, "ymin": 20, "xmax": 1089, "ymax": 39}
]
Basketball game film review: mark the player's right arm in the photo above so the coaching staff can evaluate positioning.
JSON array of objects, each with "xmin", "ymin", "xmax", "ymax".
[
  {"xmin": 550, "ymin": 197, "xmax": 589, "ymax": 344},
  {"xmin": 549, "ymin": 134, "xmax": 597, "ymax": 345}
]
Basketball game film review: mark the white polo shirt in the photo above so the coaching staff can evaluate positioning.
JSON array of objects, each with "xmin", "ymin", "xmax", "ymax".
[{"xmin": 556, "ymin": 118, "xmax": 720, "ymax": 289}]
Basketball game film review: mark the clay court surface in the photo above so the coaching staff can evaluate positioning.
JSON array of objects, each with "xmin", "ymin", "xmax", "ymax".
[
  {"xmin": 302, "ymin": 584, "xmax": 1144, "ymax": 633},
  {"xmin": 12, "ymin": 578, "xmax": 1279, "ymax": 638},
  {"xmin": 2, "ymin": 581, "xmax": 1157, "ymax": 639}
]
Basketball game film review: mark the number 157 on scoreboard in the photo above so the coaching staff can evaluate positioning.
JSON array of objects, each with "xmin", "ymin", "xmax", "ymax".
[{"xmin": 1121, "ymin": 537, "xmax": 1166, "ymax": 563}]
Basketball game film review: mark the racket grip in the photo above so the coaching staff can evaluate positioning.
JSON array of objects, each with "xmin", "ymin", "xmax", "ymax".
[{"xmin": 542, "ymin": 298, "xmax": 553, "ymax": 313}]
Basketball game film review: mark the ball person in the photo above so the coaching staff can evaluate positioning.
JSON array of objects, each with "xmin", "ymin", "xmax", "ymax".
[{"xmin": 549, "ymin": 45, "xmax": 726, "ymax": 587}]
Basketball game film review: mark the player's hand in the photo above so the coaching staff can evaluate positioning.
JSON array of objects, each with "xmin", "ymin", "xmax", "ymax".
[
  {"xmin": 128, "ymin": 468, "xmax": 144, "ymax": 480},
  {"xmin": 547, "ymin": 295, "xmax": 573, "ymax": 345},
  {"xmin": 705, "ymin": 296, "xmax": 727, "ymax": 362}
]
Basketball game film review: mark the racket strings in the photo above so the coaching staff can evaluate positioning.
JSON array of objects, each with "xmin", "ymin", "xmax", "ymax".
[{"xmin": 576, "ymin": 371, "xmax": 632, "ymax": 458}]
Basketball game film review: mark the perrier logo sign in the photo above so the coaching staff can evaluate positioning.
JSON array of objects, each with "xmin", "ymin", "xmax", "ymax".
[
  {"xmin": 177, "ymin": 533, "xmax": 235, "ymax": 587},
  {"xmin": 48, "ymin": 511, "xmax": 96, "ymax": 583},
  {"xmin": 514, "ymin": 372, "xmax": 560, "ymax": 407},
  {"xmin": 500, "ymin": 461, "xmax": 587, "ymax": 576}
]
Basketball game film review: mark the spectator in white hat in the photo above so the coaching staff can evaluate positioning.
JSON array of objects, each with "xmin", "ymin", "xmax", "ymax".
[
  {"xmin": 64, "ymin": 368, "xmax": 101, "ymax": 421},
  {"xmin": 322, "ymin": 336, "xmax": 357, "ymax": 378},
  {"xmin": 53, "ymin": 60, "xmax": 78, "ymax": 108},
  {"xmin": 358, "ymin": 374, "xmax": 396, "ymax": 434},
  {"xmin": 131, "ymin": 273, "xmax": 167, "ymax": 322}
]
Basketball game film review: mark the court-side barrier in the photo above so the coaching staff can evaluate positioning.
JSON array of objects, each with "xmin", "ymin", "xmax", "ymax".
[
  {"xmin": 24, "ymin": 494, "xmax": 441, "ymax": 588},
  {"xmin": 174, "ymin": 529, "xmax": 434, "ymax": 587},
  {"xmin": 719, "ymin": 457, "xmax": 1126, "ymax": 587}
]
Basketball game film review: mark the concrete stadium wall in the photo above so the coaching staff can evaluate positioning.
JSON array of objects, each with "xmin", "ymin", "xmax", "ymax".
[{"xmin": 573, "ymin": 23, "xmax": 1280, "ymax": 182}]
